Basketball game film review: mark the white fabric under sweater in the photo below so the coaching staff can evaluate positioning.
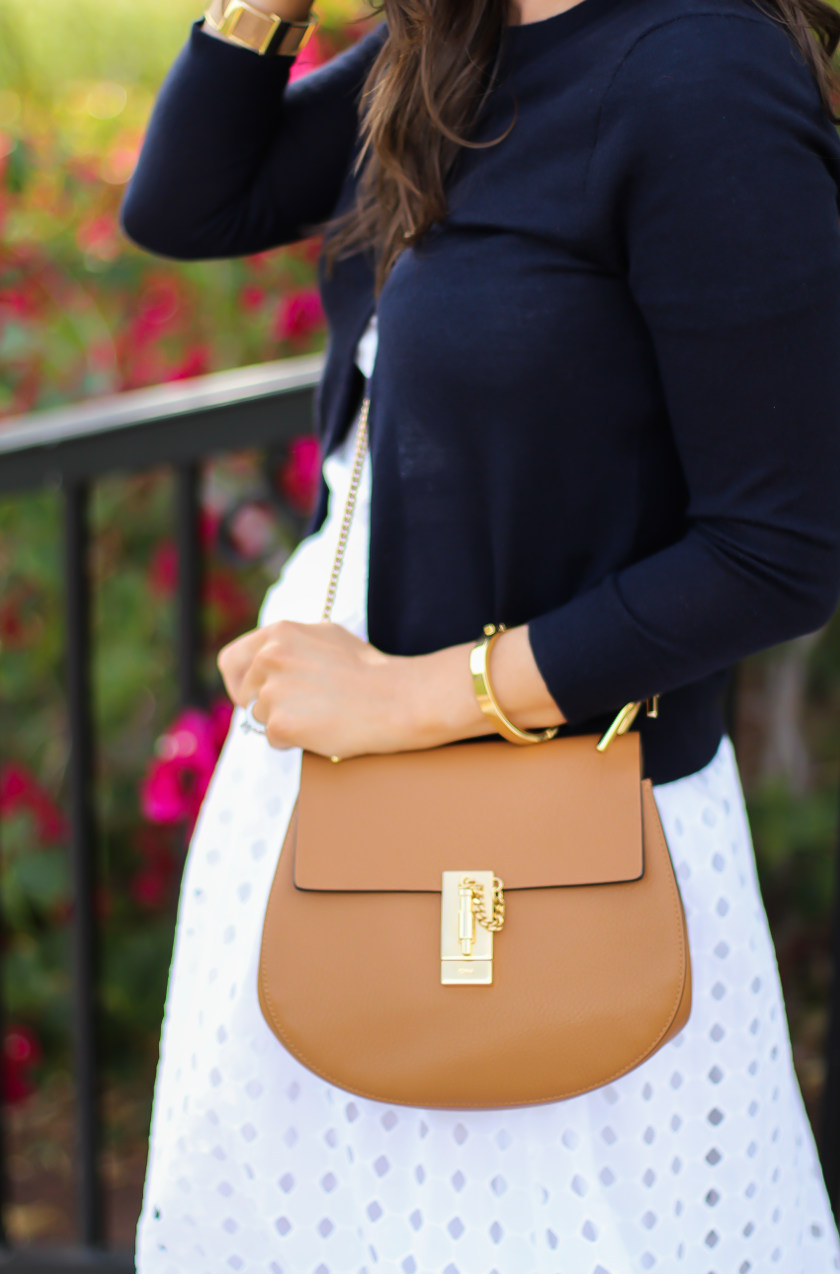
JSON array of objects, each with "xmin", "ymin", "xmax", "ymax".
[{"xmin": 136, "ymin": 328, "xmax": 839, "ymax": 1274}]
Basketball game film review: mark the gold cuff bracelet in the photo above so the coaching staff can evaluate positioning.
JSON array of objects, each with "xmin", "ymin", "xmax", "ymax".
[
  {"xmin": 470, "ymin": 623, "xmax": 560, "ymax": 746},
  {"xmin": 204, "ymin": 0, "xmax": 318, "ymax": 57}
]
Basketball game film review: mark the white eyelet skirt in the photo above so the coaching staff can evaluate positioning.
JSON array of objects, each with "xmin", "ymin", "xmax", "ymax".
[{"xmin": 136, "ymin": 414, "xmax": 840, "ymax": 1274}]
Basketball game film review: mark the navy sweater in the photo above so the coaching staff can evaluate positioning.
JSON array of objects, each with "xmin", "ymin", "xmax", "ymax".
[{"xmin": 122, "ymin": 0, "xmax": 840, "ymax": 783}]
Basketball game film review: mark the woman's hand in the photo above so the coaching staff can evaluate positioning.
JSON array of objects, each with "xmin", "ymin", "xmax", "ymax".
[
  {"xmin": 218, "ymin": 620, "xmax": 565, "ymax": 758},
  {"xmin": 219, "ymin": 621, "xmax": 418, "ymax": 757}
]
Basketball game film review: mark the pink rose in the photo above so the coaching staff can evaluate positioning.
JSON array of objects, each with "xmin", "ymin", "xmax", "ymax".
[
  {"xmin": 140, "ymin": 701, "xmax": 234, "ymax": 835},
  {"xmin": 0, "ymin": 763, "xmax": 67, "ymax": 845},
  {"xmin": 274, "ymin": 288, "xmax": 324, "ymax": 345},
  {"xmin": 277, "ymin": 435, "xmax": 321, "ymax": 515},
  {"xmin": 3, "ymin": 1024, "xmax": 43, "ymax": 1105}
]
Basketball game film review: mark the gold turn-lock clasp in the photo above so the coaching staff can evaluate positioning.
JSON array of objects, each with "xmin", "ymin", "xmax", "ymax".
[
  {"xmin": 441, "ymin": 872, "xmax": 505, "ymax": 986},
  {"xmin": 596, "ymin": 695, "xmax": 660, "ymax": 752}
]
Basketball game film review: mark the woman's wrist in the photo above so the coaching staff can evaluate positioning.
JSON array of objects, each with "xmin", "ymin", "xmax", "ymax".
[
  {"xmin": 404, "ymin": 642, "xmax": 491, "ymax": 749},
  {"xmin": 404, "ymin": 624, "xmax": 565, "ymax": 750}
]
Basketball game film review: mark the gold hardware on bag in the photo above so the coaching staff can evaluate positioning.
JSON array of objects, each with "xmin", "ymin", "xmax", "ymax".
[
  {"xmin": 597, "ymin": 694, "xmax": 661, "ymax": 752},
  {"xmin": 441, "ymin": 872, "xmax": 504, "ymax": 985},
  {"xmin": 597, "ymin": 701, "xmax": 642, "ymax": 752},
  {"xmin": 458, "ymin": 880, "xmax": 476, "ymax": 955}
]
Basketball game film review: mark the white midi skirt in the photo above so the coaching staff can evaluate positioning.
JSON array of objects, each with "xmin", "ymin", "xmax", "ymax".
[{"xmin": 136, "ymin": 409, "xmax": 840, "ymax": 1274}]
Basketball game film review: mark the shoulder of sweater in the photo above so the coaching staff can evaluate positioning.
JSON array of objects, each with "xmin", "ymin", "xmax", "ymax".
[
  {"xmin": 576, "ymin": 0, "xmax": 837, "ymax": 165},
  {"xmin": 600, "ymin": 0, "xmax": 817, "ymax": 100}
]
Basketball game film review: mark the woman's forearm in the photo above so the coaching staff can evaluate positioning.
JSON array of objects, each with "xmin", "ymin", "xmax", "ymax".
[
  {"xmin": 121, "ymin": 24, "xmax": 386, "ymax": 260},
  {"xmin": 219, "ymin": 619, "xmax": 565, "ymax": 757},
  {"xmin": 406, "ymin": 624, "xmax": 566, "ymax": 749}
]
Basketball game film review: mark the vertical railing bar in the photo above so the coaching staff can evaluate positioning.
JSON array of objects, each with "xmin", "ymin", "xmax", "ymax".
[
  {"xmin": 175, "ymin": 464, "xmax": 204, "ymax": 709},
  {"xmin": 64, "ymin": 479, "xmax": 103, "ymax": 1247}
]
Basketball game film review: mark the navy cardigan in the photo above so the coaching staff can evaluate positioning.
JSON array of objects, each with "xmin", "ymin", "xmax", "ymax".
[{"xmin": 122, "ymin": 0, "xmax": 840, "ymax": 783}]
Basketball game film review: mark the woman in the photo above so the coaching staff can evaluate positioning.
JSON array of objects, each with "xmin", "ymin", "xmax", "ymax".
[{"xmin": 123, "ymin": 0, "xmax": 840, "ymax": 1264}]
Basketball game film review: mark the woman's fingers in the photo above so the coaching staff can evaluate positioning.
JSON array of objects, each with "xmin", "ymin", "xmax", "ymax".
[
  {"xmin": 238, "ymin": 639, "xmax": 289, "ymax": 709},
  {"xmin": 230, "ymin": 620, "xmax": 315, "ymax": 711},
  {"xmin": 218, "ymin": 624, "xmax": 280, "ymax": 704},
  {"xmin": 220, "ymin": 619, "xmax": 419, "ymax": 756}
]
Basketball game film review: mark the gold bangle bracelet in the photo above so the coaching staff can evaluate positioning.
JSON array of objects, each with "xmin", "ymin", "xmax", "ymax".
[
  {"xmin": 469, "ymin": 624, "xmax": 559, "ymax": 746},
  {"xmin": 205, "ymin": 0, "xmax": 318, "ymax": 57}
]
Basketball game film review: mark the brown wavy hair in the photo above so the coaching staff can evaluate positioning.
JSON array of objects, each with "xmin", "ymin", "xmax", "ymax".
[{"xmin": 329, "ymin": 0, "xmax": 840, "ymax": 291}]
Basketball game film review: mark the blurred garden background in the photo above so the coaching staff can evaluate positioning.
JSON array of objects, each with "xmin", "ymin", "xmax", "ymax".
[
  {"xmin": 0, "ymin": 0, "xmax": 372, "ymax": 1247},
  {"xmin": 1, "ymin": 0, "xmax": 840, "ymax": 1253}
]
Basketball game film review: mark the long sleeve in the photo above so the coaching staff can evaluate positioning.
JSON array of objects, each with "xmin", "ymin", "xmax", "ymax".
[
  {"xmin": 121, "ymin": 22, "xmax": 385, "ymax": 258},
  {"xmin": 528, "ymin": 13, "xmax": 840, "ymax": 724}
]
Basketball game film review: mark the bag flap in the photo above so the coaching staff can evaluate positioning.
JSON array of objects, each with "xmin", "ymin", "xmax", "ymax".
[{"xmin": 294, "ymin": 732, "xmax": 643, "ymax": 892}]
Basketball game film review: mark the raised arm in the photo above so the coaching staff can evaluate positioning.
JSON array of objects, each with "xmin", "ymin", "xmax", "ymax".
[{"xmin": 121, "ymin": 20, "xmax": 386, "ymax": 259}]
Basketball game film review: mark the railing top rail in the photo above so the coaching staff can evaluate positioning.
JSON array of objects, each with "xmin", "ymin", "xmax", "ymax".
[
  {"xmin": 0, "ymin": 354, "xmax": 324, "ymax": 456},
  {"xmin": 0, "ymin": 354, "xmax": 324, "ymax": 494}
]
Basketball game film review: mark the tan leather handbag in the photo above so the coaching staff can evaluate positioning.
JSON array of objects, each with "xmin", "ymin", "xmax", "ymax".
[{"xmin": 257, "ymin": 399, "xmax": 692, "ymax": 1109}]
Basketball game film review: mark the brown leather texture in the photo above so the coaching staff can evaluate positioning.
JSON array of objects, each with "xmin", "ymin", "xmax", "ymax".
[
  {"xmin": 258, "ymin": 735, "xmax": 692, "ymax": 1109},
  {"xmin": 295, "ymin": 733, "xmax": 644, "ymax": 892}
]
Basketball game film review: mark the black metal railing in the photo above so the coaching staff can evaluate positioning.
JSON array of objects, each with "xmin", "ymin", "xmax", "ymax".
[
  {"xmin": 0, "ymin": 354, "xmax": 320, "ymax": 1271},
  {"xmin": 1, "ymin": 352, "xmax": 840, "ymax": 1271}
]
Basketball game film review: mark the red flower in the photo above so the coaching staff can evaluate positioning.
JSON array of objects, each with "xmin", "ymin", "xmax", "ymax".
[
  {"xmin": 277, "ymin": 435, "xmax": 321, "ymax": 515},
  {"xmin": 0, "ymin": 289, "xmax": 30, "ymax": 319},
  {"xmin": 131, "ymin": 869, "xmax": 169, "ymax": 909},
  {"xmin": 201, "ymin": 509, "xmax": 222, "ymax": 549},
  {"xmin": 300, "ymin": 235, "xmax": 323, "ymax": 265},
  {"xmin": 274, "ymin": 288, "xmax": 324, "ymax": 345},
  {"xmin": 0, "ymin": 764, "xmax": 66, "ymax": 844},
  {"xmin": 149, "ymin": 541, "xmax": 178, "ymax": 598},
  {"xmin": 2, "ymin": 1025, "xmax": 42, "ymax": 1105},
  {"xmin": 288, "ymin": 33, "xmax": 331, "ymax": 83},
  {"xmin": 167, "ymin": 346, "xmax": 210, "ymax": 382},
  {"xmin": 0, "ymin": 585, "xmax": 44, "ymax": 649},
  {"xmin": 131, "ymin": 279, "xmax": 181, "ymax": 343},
  {"xmin": 204, "ymin": 570, "xmax": 256, "ymax": 645},
  {"xmin": 240, "ymin": 285, "xmax": 265, "ymax": 312},
  {"xmin": 209, "ymin": 699, "xmax": 235, "ymax": 751},
  {"xmin": 245, "ymin": 252, "xmax": 273, "ymax": 273},
  {"xmin": 140, "ymin": 701, "xmax": 234, "ymax": 835},
  {"xmin": 148, "ymin": 515, "xmax": 220, "ymax": 599},
  {"xmin": 76, "ymin": 215, "xmax": 119, "ymax": 261},
  {"xmin": 0, "ymin": 597, "xmax": 26, "ymax": 646},
  {"xmin": 130, "ymin": 828, "xmax": 179, "ymax": 910}
]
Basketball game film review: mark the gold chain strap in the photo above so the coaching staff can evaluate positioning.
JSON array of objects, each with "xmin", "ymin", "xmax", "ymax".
[
  {"xmin": 321, "ymin": 396, "xmax": 370, "ymax": 622},
  {"xmin": 462, "ymin": 876, "xmax": 506, "ymax": 932}
]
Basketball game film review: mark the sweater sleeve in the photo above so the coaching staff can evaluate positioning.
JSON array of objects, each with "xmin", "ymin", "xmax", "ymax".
[
  {"xmin": 528, "ymin": 11, "xmax": 840, "ymax": 724},
  {"xmin": 121, "ymin": 21, "xmax": 385, "ymax": 259}
]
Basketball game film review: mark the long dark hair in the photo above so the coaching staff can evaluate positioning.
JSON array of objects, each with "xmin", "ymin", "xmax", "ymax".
[{"xmin": 329, "ymin": 0, "xmax": 840, "ymax": 291}]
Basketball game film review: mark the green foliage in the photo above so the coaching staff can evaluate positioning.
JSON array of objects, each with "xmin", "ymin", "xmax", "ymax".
[
  {"xmin": 0, "ymin": 0, "xmax": 205, "ymax": 100},
  {"xmin": 0, "ymin": 0, "xmax": 366, "ymax": 415},
  {"xmin": 0, "ymin": 0, "xmax": 367, "ymax": 1088}
]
